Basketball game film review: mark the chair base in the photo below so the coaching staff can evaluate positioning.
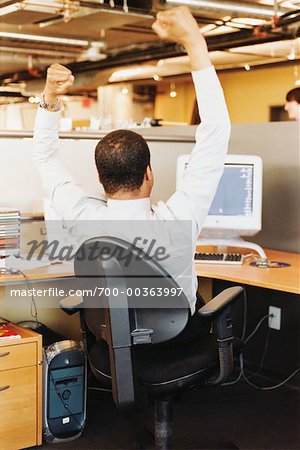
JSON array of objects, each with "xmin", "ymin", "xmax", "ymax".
[
  {"xmin": 135, "ymin": 430, "xmax": 238, "ymax": 450},
  {"xmin": 136, "ymin": 439, "xmax": 238, "ymax": 450}
]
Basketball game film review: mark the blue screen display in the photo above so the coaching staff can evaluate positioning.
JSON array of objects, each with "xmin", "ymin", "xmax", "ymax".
[{"xmin": 208, "ymin": 165, "xmax": 253, "ymax": 216}]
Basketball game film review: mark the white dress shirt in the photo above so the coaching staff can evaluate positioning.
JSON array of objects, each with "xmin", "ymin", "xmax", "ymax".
[{"xmin": 33, "ymin": 65, "xmax": 231, "ymax": 313}]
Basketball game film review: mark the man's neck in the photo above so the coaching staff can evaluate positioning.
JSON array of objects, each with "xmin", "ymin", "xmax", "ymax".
[{"xmin": 106, "ymin": 191, "xmax": 150, "ymax": 201}]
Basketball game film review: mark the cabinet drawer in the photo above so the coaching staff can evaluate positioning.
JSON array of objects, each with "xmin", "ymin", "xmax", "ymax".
[
  {"xmin": 0, "ymin": 342, "xmax": 36, "ymax": 371},
  {"xmin": 0, "ymin": 366, "xmax": 37, "ymax": 449}
]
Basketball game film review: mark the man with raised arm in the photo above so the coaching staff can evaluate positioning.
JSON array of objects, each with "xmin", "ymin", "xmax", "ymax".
[{"xmin": 34, "ymin": 6, "xmax": 230, "ymax": 340}]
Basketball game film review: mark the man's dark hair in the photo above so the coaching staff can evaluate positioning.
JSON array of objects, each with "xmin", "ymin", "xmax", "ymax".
[
  {"xmin": 95, "ymin": 129, "xmax": 151, "ymax": 194},
  {"xmin": 286, "ymin": 87, "xmax": 300, "ymax": 104}
]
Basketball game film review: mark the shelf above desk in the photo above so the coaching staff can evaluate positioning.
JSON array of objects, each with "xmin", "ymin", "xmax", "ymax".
[{"xmin": 195, "ymin": 249, "xmax": 300, "ymax": 295}]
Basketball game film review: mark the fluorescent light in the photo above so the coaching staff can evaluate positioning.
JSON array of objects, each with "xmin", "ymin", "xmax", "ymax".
[
  {"xmin": 203, "ymin": 25, "xmax": 239, "ymax": 36},
  {"xmin": 230, "ymin": 17, "xmax": 265, "ymax": 26},
  {"xmin": 109, "ymin": 66, "xmax": 157, "ymax": 82},
  {"xmin": 0, "ymin": 32, "xmax": 89, "ymax": 46},
  {"xmin": 200, "ymin": 24, "xmax": 217, "ymax": 34},
  {"xmin": 0, "ymin": 3, "xmax": 21, "ymax": 17},
  {"xmin": 165, "ymin": 0, "xmax": 284, "ymax": 18}
]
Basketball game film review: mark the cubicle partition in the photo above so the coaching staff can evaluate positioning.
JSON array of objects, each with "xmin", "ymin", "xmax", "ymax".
[{"xmin": 1, "ymin": 121, "xmax": 299, "ymax": 252}]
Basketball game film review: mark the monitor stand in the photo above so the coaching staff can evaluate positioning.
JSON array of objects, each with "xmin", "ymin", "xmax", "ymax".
[{"xmin": 196, "ymin": 236, "xmax": 267, "ymax": 260}]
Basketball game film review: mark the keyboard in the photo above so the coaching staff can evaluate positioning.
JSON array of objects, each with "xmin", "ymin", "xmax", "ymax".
[{"xmin": 194, "ymin": 252, "xmax": 244, "ymax": 265}]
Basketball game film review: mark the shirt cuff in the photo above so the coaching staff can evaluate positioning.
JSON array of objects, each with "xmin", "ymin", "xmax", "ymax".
[{"xmin": 35, "ymin": 106, "xmax": 60, "ymax": 129}]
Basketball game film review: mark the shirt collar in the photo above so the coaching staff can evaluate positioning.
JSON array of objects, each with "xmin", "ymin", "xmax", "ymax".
[{"xmin": 107, "ymin": 197, "xmax": 151, "ymax": 210}]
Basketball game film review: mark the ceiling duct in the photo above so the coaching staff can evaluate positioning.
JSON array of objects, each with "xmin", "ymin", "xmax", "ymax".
[{"xmin": 153, "ymin": 0, "xmax": 289, "ymax": 19}]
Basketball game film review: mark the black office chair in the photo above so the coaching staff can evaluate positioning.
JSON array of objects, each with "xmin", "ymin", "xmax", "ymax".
[{"xmin": 61, "ymin": 236, "xmax": 243, "ymax": 450}]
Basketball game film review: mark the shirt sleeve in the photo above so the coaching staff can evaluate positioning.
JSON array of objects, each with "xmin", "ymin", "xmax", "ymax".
[
  {"xmin": 33, "ymin": 108, "xmax": 106, "ymax": 221},
  {"xmin": 154, "ymin": 65, "xmax": 231, "ymax": 236}
]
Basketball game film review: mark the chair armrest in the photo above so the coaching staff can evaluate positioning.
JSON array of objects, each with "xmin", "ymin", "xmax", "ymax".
[
  {"xmin": 200, "ymin": 286, "xmax": 243, "ymax": 386},
  {"xmin": 198, "ymin": 286, "xmax": 243, "ymax": 319}
]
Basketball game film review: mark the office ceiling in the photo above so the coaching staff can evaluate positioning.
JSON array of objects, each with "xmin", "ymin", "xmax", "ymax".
[{"xmin": 0, "ymin": 0, "xmax": 299, "ymax": 92}]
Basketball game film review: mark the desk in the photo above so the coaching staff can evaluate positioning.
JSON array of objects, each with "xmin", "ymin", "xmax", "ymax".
[
  {"xmin": 194, "ymin": 248, "xmax": 299, "ymax": 376},
  {"xmin": 0, "ymin": 248, "xmax": 299, "ymax": 376},
  {"xmin": 0, "ymin": 262, "xmax": 74, "ymax": 286},
  {"xmin": 0, "ymin": 248, "xmax": 299, "ymax": 294},
  {"xmin": 195, "ymin": 249, "xmax": 300, "ymax": 295}
]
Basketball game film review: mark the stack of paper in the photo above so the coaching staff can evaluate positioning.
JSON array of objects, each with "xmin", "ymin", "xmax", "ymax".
[{"xmin": 0, "ymin": 208, "xmax": 21, "ymax": 257}]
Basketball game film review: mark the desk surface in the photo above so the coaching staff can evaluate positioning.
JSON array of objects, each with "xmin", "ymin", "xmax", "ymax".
[
  {"xmin": 0, "ymin": 249, "xmax": 299, "ymax": 295},
  {"xmin": 195, "ymin": 248, "xmax": 300, "ymax": 295}
]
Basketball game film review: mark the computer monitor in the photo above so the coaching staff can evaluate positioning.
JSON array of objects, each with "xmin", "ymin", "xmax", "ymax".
[{"xmin": 176, "ymin": 154, "xmax": 263, "ymax": 239}]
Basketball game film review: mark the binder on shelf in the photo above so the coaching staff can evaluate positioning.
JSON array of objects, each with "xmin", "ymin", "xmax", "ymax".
[{"xmin": 0, "ymin": 208, "xmax": 21, "ymax": 257}]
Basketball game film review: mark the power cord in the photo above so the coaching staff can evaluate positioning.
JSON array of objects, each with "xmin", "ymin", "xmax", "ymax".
[
  {"xmin": 222, "ymin": 314, "xmax": 271, "ymax": 387},
  {"xmin": 88, "ymin": 386, "xmax": 112, "ymax": 393},
  {"xmin": 222, "ymin": 298, "xmax": 299, "ymax": 390},
  {"xmin": 239, "ymin": 353, "xmax": 300, "ymax": 391},
  {"xmin": 244, "ymin": 313, "xmax": 271, "ymax": 345},
  {"xmin": 0, "ymin": 267, "xmax": 39, "ymax": 323}
]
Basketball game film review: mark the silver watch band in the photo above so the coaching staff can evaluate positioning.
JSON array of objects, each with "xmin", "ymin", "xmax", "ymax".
[{"xmin": 39, "ymin": 93, "xmax": 61, "ymax": 112}]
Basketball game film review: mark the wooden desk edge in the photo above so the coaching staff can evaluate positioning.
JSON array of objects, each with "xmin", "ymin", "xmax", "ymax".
[{"xmin": 197, "ymin": 271, "xmax": 300, "ymax": 295}]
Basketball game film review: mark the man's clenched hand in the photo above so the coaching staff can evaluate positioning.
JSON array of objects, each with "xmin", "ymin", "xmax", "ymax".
[
  {"xmin": 152, "ymin": 6, "xmax": 211, "ymax": 71},
  {"xmin": 152, "ymin": 6, "xmax": 199, "ymax": 47},
  {"xmin": 44, "ymin": 63, "xmax": 74, "ymax": 104}
]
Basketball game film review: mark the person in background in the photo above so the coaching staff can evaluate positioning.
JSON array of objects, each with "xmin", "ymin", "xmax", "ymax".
[
  {"xmin": 284, "ymin": 87, "xmax": 300, "ymax": 121},
  {"xmin": 33, "ymin": 6, "xmax": 231, "ymax": 342}
]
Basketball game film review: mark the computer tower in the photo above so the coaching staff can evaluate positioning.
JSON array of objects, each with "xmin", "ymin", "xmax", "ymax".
[{"xmin": 43, "ymin": 340, "xmax": 87, "ymax": 443}]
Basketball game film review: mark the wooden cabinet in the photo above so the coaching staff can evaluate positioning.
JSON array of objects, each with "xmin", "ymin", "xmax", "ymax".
[{"xmin": 0, "ymin": 323, "xmax": 42, "ymax": 450}]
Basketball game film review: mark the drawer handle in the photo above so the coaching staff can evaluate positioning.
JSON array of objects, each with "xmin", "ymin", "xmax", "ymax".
[
  {"xmin": 0, "ymin": 385, "xmax": 10, "ymax": 392},
  {"xmin": 0, "ymin": 352, "xmax": 10, "ymax": 358}
]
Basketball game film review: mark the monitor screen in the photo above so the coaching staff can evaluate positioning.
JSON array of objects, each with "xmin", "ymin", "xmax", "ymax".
[
  {"xmin": 208, "ymin": 164, "xmax": 253, "ymax": 217},
  {"xmin": 176, "ymin": 154, "xmax": 263, "ymax": 237}
]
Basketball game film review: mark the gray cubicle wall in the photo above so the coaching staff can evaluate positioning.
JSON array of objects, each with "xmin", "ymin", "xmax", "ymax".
[
  {"xmin": 229, "ymin": 121, "xmax": 300, "ymax": 253},
  {"xmin": 1, "ymin": 121, "xmax": 299, "ymax": 252}
]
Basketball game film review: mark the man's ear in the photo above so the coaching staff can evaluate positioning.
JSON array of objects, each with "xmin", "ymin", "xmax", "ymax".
[{"xmin": 145, "ymin": 165, "xmax": 153, "ymax": 182}]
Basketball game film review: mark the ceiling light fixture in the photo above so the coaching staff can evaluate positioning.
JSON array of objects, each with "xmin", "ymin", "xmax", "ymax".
[
  {"xmin": 244, "ymin": 64, "xmax": 251, "ymax": 71},
  {"xmin": 169, "ymin": 82, "xmax": 177, "ymax": 98},
  {"xmin": 288, "ymin": 41, "xmax": 296, "ymax": 60},
  {"xmin": 0, "ymin": 32, "xmax": 89, "ymax": 46},
  {"xmin": 109, "ymin": 66, "xmax": 157, "ymax": 82},
  {"xmin": 161, "ymin": 0, "xmax": 285, "ymax": 18},
  {"xmin": 294, "ymin": 66, "xmax": 300, "ymax": 85},
  {"xmin": 0, "ymin": 3, "xmax": 22, "ymax": 17}
]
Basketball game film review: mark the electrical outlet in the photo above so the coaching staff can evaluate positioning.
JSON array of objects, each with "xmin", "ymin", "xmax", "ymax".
[{"xmin": 269, "ymin": 306, "xmax": 281, "ymax": 330}]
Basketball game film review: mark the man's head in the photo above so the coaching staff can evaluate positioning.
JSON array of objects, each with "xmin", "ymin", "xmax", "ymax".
[
  {"xmin": 284, "ymin": 87, "xmax": 300, "ymax": 121},
  {"xmin": 95, "ymin": 129, "xmax": 153, "ymax": 199}
]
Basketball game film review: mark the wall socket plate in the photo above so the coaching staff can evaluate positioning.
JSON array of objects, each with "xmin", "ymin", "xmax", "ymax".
[{"xmin": 269, "ymin": 306, "xmax": 281, "ymax": 330}]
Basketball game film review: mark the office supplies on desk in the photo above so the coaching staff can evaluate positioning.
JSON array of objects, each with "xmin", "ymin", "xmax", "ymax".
[
  {"xmin": 195, "ymin": 252, "xmax": 244, "ymax": 265},
  {"xmin": 0, "ymin": 323, "xmax": 21, "ymax": 340}
]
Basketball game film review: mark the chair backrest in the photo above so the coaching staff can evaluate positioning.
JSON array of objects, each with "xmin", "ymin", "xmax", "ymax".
[{"xmin": 74, "ymin": 236, "xmax": 190, "ymax": 410}]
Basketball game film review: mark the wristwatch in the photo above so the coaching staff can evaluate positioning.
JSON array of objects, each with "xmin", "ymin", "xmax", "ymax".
[{"xmin": 39, "ymin": 93, "xmax": 61, "ymax": 112}]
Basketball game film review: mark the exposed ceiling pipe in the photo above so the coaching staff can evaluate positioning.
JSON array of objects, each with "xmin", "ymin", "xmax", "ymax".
[{"xmin": 153, "ymin": 0, "xmax": 288, "ymax": 19}]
